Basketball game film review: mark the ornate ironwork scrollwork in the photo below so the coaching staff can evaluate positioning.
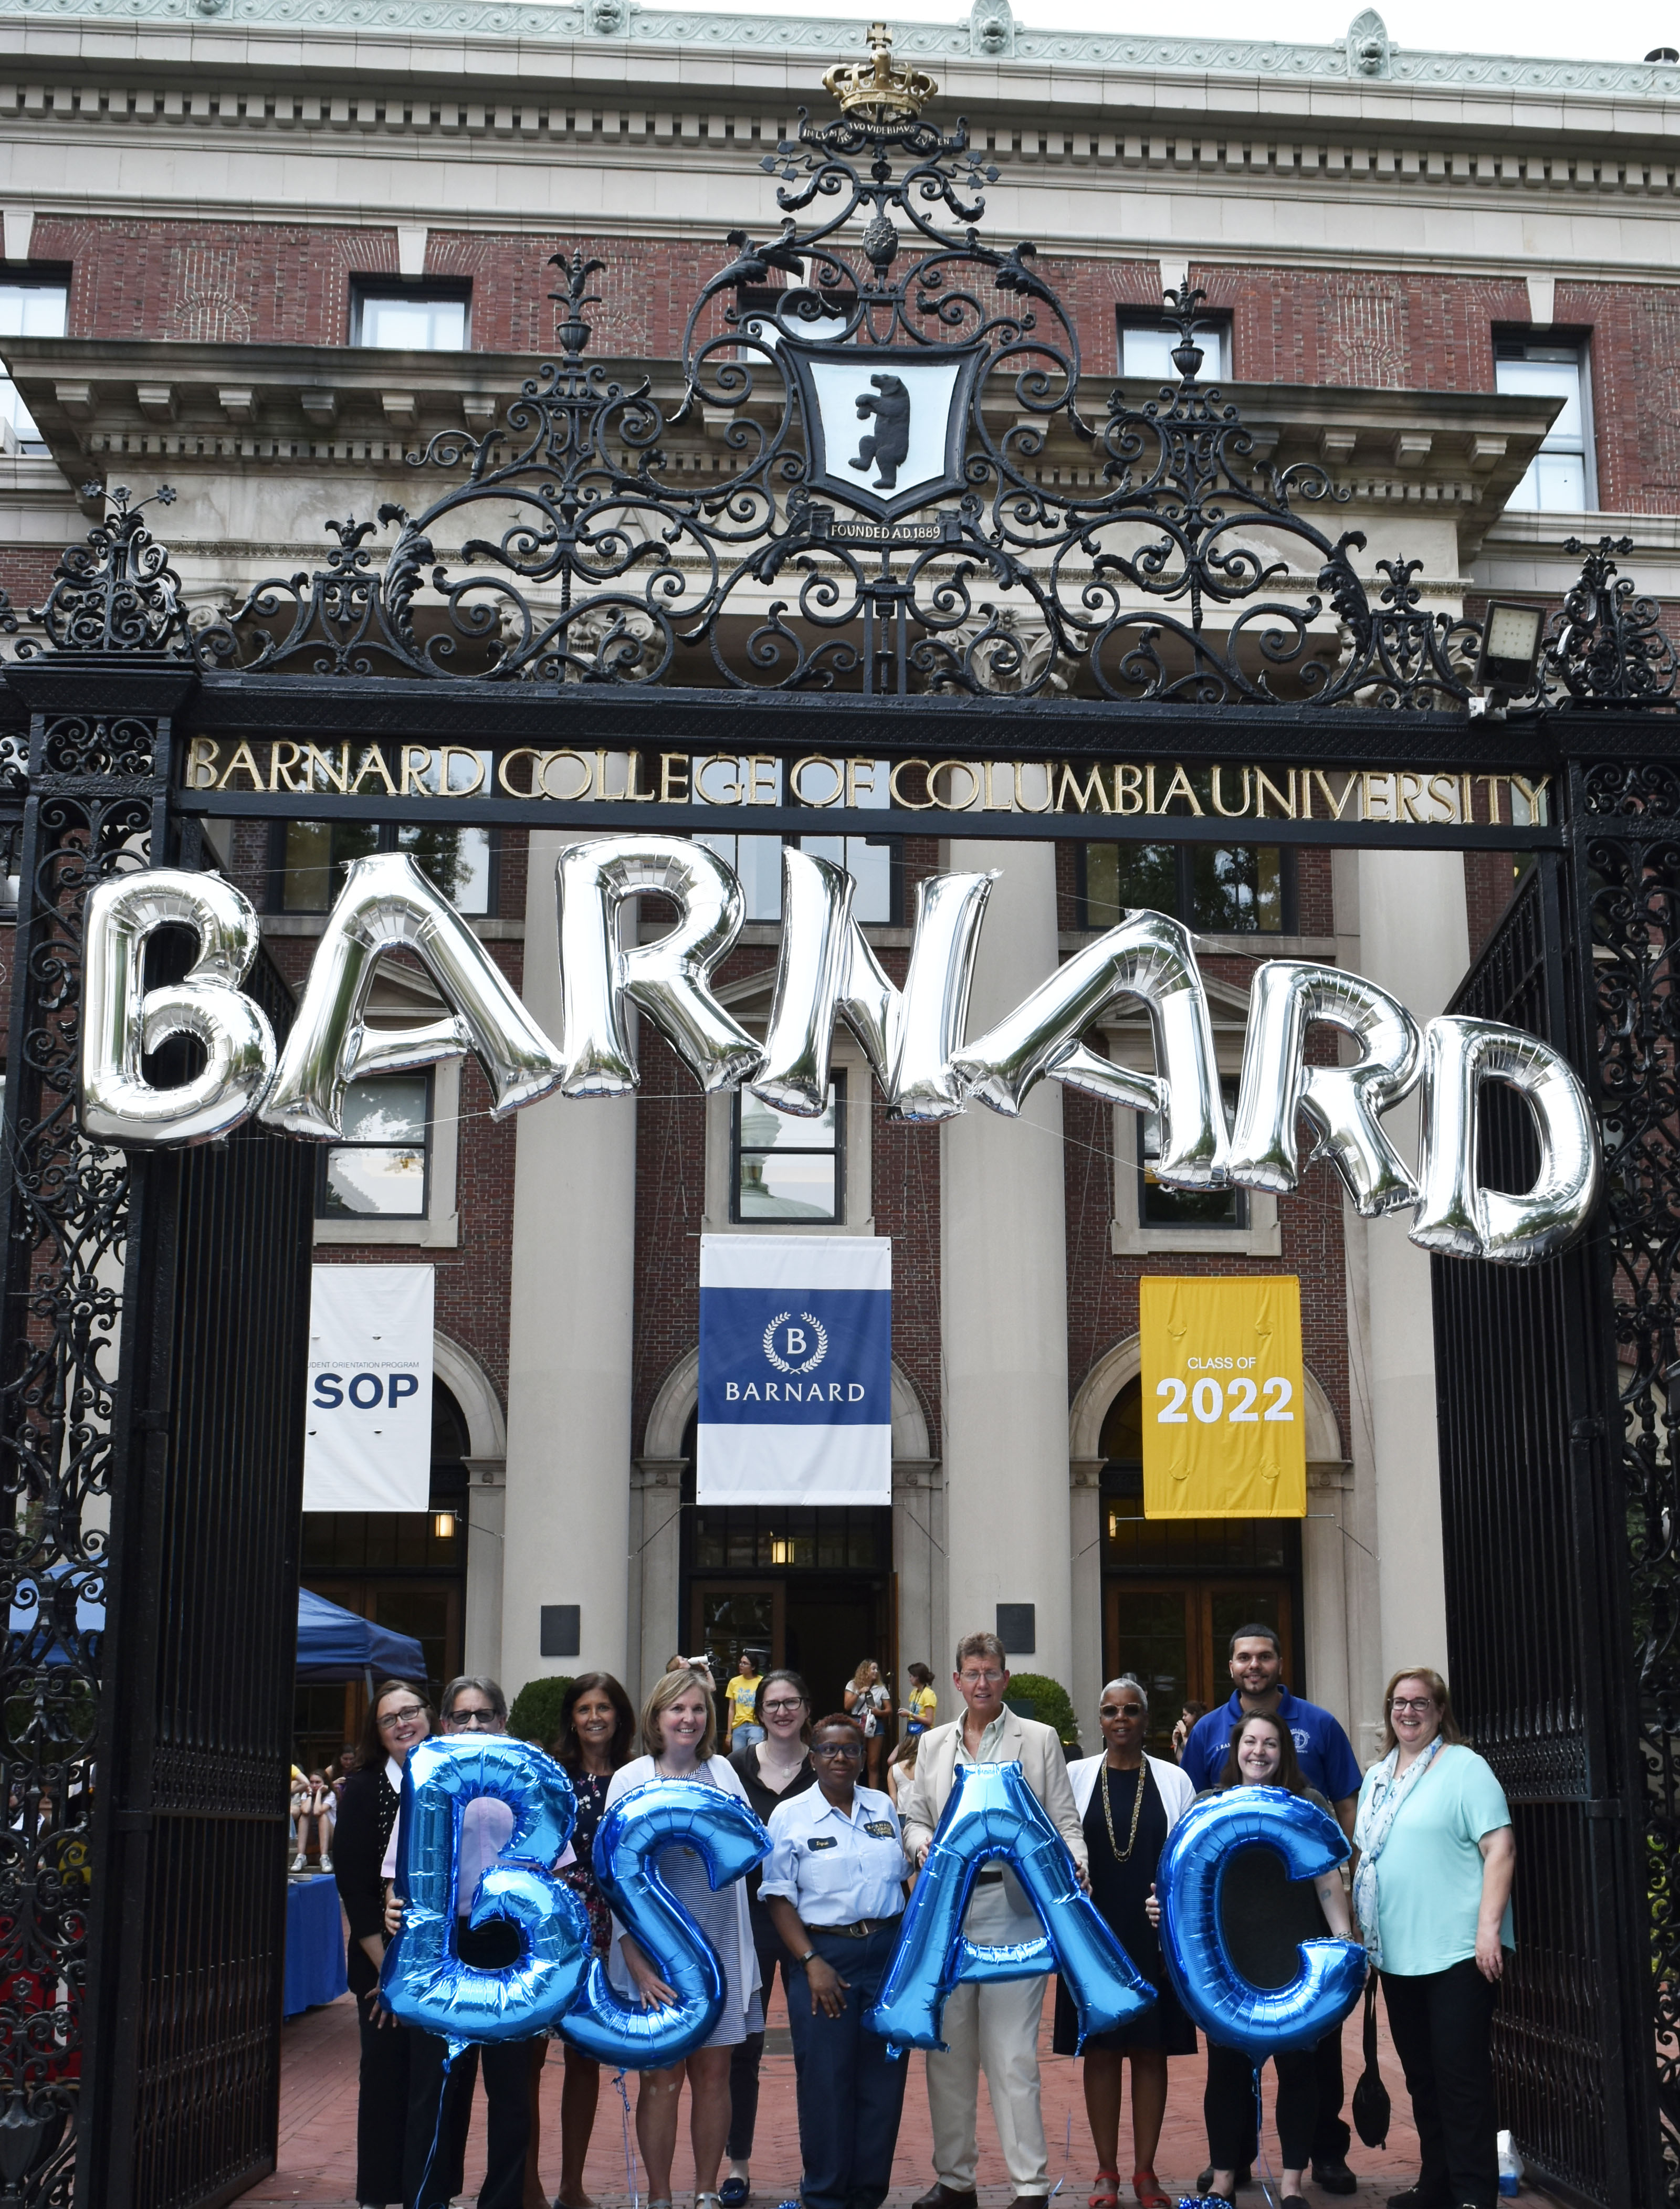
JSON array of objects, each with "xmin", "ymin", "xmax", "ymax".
[
  {"xmin": 22, "ymin": 487, "xmax": 194, "ymax": 666},
  {"xmin": 1542, "ymin": 535, "xmax": 1680, "ymax": 708}
]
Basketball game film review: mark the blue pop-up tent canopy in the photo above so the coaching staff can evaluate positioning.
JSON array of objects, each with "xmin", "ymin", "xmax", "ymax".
[{"xmin": 7, "ymin": 1568, "xmax": 425, "ymax": 1681}]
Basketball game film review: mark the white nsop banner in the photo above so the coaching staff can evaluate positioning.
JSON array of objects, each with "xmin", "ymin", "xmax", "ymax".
[{"xmin": 303, "ymin": 1264, "xmax": 434, "ymax": 1512}]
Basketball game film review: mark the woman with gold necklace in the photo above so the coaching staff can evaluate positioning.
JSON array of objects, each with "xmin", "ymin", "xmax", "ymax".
[{"xmin": 1059, "ymin": 1677, "xmax": 1196, "ymax": 2209}]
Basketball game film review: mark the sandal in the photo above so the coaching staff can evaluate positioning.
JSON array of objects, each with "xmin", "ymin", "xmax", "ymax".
[
  {"xmin": 1088, "ymin": 2170, "xmax": 1120, "ymax": 2209},
  {"xmin": 720, "ymin": 2183, "xmax": 751, "ymax": 2208},
  {"xmin": 1131, "ymin": 2174, "xmax": 1170, "ymax": 2209}
]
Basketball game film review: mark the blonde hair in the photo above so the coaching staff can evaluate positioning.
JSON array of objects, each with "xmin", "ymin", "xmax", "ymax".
[
  {"xmin": 640, "ymin": 1667, "xmax": 719, "ymax": 1762},
  {"xmin": 850, "ymin": 1659, "xmax": 879, "ymax": 1690},
  {"xmin": 1380, "ymin": 1666, "xmax": 1465, "ymax": 1755}
]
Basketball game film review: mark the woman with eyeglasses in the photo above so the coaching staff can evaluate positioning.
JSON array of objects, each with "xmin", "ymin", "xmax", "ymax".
[
  {"xmin": 722, "ymin": 1668, "xmax": 817, "ymax": 2206},
  {"xmin": 1351, "ymin": 1669, "xmax": 1515, "ymax": 2209},
  {"xmin": 1062, "ymin": 1678, "xmax": 1196, "ymax": 2209},
  {"xmin": 760, "ymin": 1711, "xmax": 910, "ymax": 2209},
  {"xmin": 603, "ymin": 1667, "xmax": 763, "ymax": 2209},
  {"xmin": 333, "ymin": 1677, "xmax": 433, "ymax": 2209}
]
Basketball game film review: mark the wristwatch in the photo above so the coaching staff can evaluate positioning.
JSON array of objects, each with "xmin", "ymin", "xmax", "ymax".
[{"xmin": 796, "ymin": 1947, "xmax": 817, "ymax": 1966}]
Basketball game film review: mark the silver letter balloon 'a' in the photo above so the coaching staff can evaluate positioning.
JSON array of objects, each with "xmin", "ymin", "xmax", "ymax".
[
  {"xmin": 261, "ymin": 851, "xmax": 566, "ymax": 1138},
  {"xmin": 1410, "ymin": 1016, "xmax": 1601, "ymax": 1264},
  {"xmin": 81, "ymin": 869, "xmax": 277, "ymax": 1146},
  {"xmin": 952, "ymin": 909, "xmax": 1228, "ymax": 1186},
  {"xmin": 1227, "ymin": 962, "xmax": 1421, "ymax": 1215},
  {"xmin": 555, "ymin": 836, "xmax": 761, "ymax": 1097}
]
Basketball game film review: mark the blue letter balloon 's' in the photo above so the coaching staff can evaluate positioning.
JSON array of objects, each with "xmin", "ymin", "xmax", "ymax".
[
  {"xmin": 867, "ymin": 1761, "xmax": 1154, "ymax": 2053},
  {"xmin": 1157, "ymin": 1786, "xmax": 1367, "ymax": 2057},
  {"xmin": 382, "ymin": 1736, "xmax": 594, "ymax": 2048},
  {"xmin": 559, "ymin": 1778, "xmax": 770, "ymax": 2068}
]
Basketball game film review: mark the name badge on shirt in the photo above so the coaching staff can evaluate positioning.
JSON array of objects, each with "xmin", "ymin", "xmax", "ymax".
[
  {"xmin": 864, "ymin": 1820, "xmax": 896, "ymax": 1838},
  {"xmin": 807, "ymin": 1835, "xmax": 838, "ymax": 1850}
]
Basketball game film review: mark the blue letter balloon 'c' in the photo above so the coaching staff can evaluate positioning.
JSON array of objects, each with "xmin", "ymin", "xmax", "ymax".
[
  {"xmin": 559, "ymin": 1778, "xmax": 770, "ymax": 2069},
  {"xmin": 382, "ymin": 1736, "xmax": 594, "ymax": 2048},
  {"xmin": 866, "ymin": 1761, "xmax": 1154, "ymax": 2053},
  {"xmin": 1157, "ymin": 1785, "xmax": 1368, "ymax": 2058}
]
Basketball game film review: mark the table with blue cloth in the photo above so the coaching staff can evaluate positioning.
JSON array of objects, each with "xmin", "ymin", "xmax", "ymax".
[{"xmin": 284, "ymin": 1873, "xmax": 349, "ymax": 2016}]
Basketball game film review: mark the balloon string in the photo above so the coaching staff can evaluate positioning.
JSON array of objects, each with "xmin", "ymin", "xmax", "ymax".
[
  {"xmin": 1049, "ymin": 2105, "xmax": 1071, "ymax": 2198},
  {"xmin": 614, "ymin": 2064, "xmax": 641, "ymax": 2209},
  {"xmin": 416, "ymin": 2040, "xmax": 455, "ymax": 2209},
  {"xmin": 1251, "ymin": 2060, "xmax": 1279, "ymax": 2209}
]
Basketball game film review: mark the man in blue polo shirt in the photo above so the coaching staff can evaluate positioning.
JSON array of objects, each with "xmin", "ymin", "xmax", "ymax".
[{"xmin": 1180, "ymin": 1623, "xmax": 1363, "ymax": 2197}]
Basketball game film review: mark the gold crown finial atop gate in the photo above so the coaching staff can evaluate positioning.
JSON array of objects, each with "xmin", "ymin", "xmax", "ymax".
[{"xmin": 823, "ymin": 23, "xmax": 938, "ymax": 118}]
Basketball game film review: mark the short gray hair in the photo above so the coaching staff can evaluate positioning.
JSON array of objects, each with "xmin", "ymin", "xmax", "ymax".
[
  {"xmin": 1101, "ymin": 1674, "xmax": 1149, "ymax": 1716},
  {"xmin": 440, "ymin": 1674, "xmax": 508, "ymax": 1724}
]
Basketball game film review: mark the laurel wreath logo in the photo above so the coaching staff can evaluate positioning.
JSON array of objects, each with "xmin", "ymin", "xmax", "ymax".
[{"xmin": 762, "ymin": 1311, "xmax": 829, "ymax": 1375}]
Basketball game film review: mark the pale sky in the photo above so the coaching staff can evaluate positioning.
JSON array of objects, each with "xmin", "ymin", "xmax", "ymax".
[{"xmin": 677, "ymin": 0, "xmax": 1680, "ymax": 70}]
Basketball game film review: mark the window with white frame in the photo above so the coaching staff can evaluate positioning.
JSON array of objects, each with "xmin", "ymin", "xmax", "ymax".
[
  {"xmin": 1496, "ymin": 340, "xmax": 1593, "ymax": 512},
  {"xmin": 1118, "ymin": 314, "xmax": 1231, "ymax": 382},
  {"xmin": 695, "ymin": 758, "xmax": 896, "ymax": 924},
  {"xmin": 0, "ymin": 279, "xmax": 67, "ymax": 453},
  {"xmin": 353, "ymin": 283, "xmax": 470, "ymax": 349},
  {"xmin": 1139, "ymin": 1083, "xmax": 1247, "ymax": 1232},
  {"xmin": 318, "ymin": 1074, "xmax": 432, "ymax": 1221},
  {"xmin": 732, "ymin": 1077, "xmax": 845, "ymax": 1223}
]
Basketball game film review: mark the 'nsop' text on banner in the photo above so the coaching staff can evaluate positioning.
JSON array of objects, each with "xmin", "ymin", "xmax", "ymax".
[
  {"xmin": 303, "ymin": 1264, "xmax": 434, "ymax": 1512},
  {"xmin": 698, "ymin": 1235, "xmax": 891, "ymax": 1507},
  {"xmin": 1140, "ymin": 1275, "xmax": 1306, "ymax": 1520}
]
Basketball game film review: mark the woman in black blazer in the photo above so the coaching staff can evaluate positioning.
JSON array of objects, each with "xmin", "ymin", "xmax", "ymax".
[{"xmin": 333, "ymin": 1679, "xmax": 433, "ymax": 2209}]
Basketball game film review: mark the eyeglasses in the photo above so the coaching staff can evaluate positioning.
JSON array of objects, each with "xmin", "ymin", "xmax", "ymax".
[
  {"xmin": 1101, "ymin": 1704, "xmax": 1146, "ymax": 1719},
  {"xmin": 1390, "ymin": 1697, "xmax": 1439, "ymax": 1714},
  {"xmin": 762, "ymin": 1699, "xmax": 805, "ymax": 1716},
  {"xmin": 378, "ymin": 1704, "xmax": 426, "ymax": 1729},
  {"xmin": 959, "ymin": 1670, "xmax": 1004, "ymax": 1686},
  {"xmin": 811, "ymin": 1741, "xmax": 864, "ymax": 1759},
  {"xmin": 447, "ymin": 1708, "xmax": 499, "ymax": 1729}
]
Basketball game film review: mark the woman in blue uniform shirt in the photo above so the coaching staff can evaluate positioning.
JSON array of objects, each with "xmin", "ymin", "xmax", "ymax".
[{"xmin": 760, "ymin": 1711, "xmax": 910, "ymax": 2209}]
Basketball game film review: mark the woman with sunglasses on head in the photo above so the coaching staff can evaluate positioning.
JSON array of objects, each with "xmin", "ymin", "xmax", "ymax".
[
  {"xmin": 721, "ymin": 1669, "xmax": 818, "ymax": 2206},
  {"xmin": 333, "ymin": 1678, "xmax": 433, "ymax": 2209},
  {"xmin": 760, "ymin": 1712, "xmax": 910, "ymax": 2209},
  {"xmin": 604, "ymin": 1668, "xmax": 763, "ymax": 2209},
  {"xmin": 1062, "ymin": 1678, "xmax": 1195, "ymax": 2209}
]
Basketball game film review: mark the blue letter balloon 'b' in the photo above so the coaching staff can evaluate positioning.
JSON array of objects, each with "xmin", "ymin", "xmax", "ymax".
[
  {"xmin": 559, "ymin": 1778, "xmax": 770, "ymax": 2069},
  {"xmin": 382, "ymin": 1737, "xmax": 594, "ymax": 2048},
  {"xmin": 1157, "ymin": 1786, "xmax": 1367, "ymax": 2057},
  {"xmin": 866, "ymin": 1761, "xmax": 1154, "ymax": 2053}
]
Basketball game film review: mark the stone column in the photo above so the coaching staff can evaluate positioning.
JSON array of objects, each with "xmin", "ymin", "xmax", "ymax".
[
  {"xmin": 629, "ymin": 1456, "xmax": 685, "ymax": 1709},
  {"xmin": 1069, "ymin": 1457, "xmax": 1105, "ymax": 1741},
  {"xmin": 893, "ymin": 1456, "xmax": 946, "ymax": 1688},
  {"xmin": 498, "ymin": 830, "xmax": 638, "ymax": 1693},
  {"xmin": 462, "ymin": 1456, "xmax": 506, "ymax": 1679},
  {"xmin": 940, "ymin": 841, "xmax": 1074, "ymax": 1690},
  {"xmin": 1350, "ymin": 848, "xmax": 1468, "ymax": 1693}
]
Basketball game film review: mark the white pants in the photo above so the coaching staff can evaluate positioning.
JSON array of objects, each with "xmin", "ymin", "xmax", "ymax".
[{"xmin": 923, "ymin": 1879, "xmax": 1049, "ymax": 2196}]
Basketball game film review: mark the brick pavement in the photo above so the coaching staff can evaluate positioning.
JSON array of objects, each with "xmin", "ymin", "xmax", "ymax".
[{"xmin": 249, "ymin": 1971, "xmax": 1440, "ymax": 2208}]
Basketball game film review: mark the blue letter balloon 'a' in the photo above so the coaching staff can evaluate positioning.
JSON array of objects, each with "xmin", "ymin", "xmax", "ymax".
[
  {"xmin": 559, "ymin": 1778, "xmax": 770, "ymax": 2069},
  {"xmin": 866, "ymin": 1761, "xmax": 1154, "ymax": 2053},
  {"xmin": 382, "ymin": 1737, "xmax": 594, "ymax": 2048},
  {"xmin": 1157, "ymin": 1786, "xmax": 1368, "ymax": 2057}
]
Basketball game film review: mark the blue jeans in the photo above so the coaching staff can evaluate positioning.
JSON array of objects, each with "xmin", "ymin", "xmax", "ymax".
[
  {"xmin": 789, "ymin": 1921, "xmax": 908, "ymax": 2209},
  {"xmin": 732, "ymin": 1724, "xmax": 766, "ymax": 1748}
]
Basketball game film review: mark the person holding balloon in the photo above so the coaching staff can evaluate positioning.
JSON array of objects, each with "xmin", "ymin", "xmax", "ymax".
[
  {"xmin": 759, "ymin": 1710, "xmax": 911, "ymax": 2209},
  {"xmin": 1151, "ymin": 1711, "xmax": 1355, "ymax": 2208},
  {"xmin": 604, "ymin": 1667, "xmax": 763, "ymax": 2209},
  {"xmin": 1060, "ymin": 1677, "xmax": 1195, "ymax": 2209},
  {"xmin": 1351, "ymin": 1668, "xmax": 1515, "ymax": 2209}
]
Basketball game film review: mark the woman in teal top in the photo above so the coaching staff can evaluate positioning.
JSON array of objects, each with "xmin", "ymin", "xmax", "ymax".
[{"xmin": 1351, "ymin": 1668, "xmax": 1515, "ymax": 2209}]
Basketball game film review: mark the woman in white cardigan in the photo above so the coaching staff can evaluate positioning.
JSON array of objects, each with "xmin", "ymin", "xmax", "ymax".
[
  {"xmin": 1060, "ymin": 1678, "xmax": 1198, "ymax": 2209},
  {"xmin": 605, "ymin": 1668, "xmax": 762, "ymax": 2209}
]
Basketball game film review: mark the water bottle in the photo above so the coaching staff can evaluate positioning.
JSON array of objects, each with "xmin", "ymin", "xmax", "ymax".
[{"xmin": 1497, "ymin": 2129, "xmax": 1523, "ymax": 2197}]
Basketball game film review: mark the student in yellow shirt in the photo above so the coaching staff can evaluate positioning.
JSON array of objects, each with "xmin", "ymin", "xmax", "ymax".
[
  {"xmin": 899, "ymin": 1662, "xmax": 938, "ymax": 1738},
  {"xmin": 725, "ymin": 1653, "xmax": 766, "ymax": 1748}
]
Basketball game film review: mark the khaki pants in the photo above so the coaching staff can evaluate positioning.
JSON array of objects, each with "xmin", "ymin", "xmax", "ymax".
[{"xmin": 923, "ymin": 1879, "xmax": 1049, "ymax": 2196}]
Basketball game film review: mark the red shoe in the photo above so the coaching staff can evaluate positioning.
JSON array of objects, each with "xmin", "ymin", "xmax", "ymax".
[
  {"xmin": 1131, "ymin": 2174, "xmax": 1171, "ymax": 2209},
  {"xmin": 1088, "ymin": 2171, "xmax": 1119, "ymax": 2209}
]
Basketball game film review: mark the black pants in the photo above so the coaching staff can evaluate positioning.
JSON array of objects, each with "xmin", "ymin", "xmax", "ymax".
[
  {"xmin": 789, "ymin": 1922, "xmax": 908, "ymax": 2209},
  {"xmin": 405, "ymin": 2029, "xmax": 536, "ymax": 2209},
  {"xmin": 727, "ymin": 1901, "xmax": 804, "ymax": 2161},
  {"xmin": 1204, "ymin": 2038, "xmax": 1319, "ymax": 2173},
  {"xmin": 354, "ymin": 1994, "xmax": 417, "ymax": 2207},
  {"xmin": 1382, "ymin": 1958, "xmax": 1499, "ymax": 2209},
  {"xmin": 1213, "ymin": 2016, "xmax": 1349, "ymax": 2168}
]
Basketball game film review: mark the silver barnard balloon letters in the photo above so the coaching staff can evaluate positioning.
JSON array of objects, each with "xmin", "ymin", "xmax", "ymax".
[{"xmin": 76, "ymin": 840, "xmax": 1601, "ymax": 1262}]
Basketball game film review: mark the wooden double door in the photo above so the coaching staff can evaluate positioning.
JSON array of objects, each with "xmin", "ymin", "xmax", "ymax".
[{"xmin": 1105, "ymin": 1579, "xmax": 1296, "ymax": 1765}]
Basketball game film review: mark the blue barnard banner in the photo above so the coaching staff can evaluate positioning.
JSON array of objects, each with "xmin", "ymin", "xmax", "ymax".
[{"xmin": 697, "ymin": 1236, "xmax": 892, "ymax": 1506}]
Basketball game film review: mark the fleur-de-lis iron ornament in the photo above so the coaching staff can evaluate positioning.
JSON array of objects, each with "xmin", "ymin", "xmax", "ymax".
[
  {"xmin": 1541, "ymin": 534, "xmax": 1680, "ymax": 707},
  {"xmin": 23, "ymin": 485, "xmax": 186, "ymax": 661}
]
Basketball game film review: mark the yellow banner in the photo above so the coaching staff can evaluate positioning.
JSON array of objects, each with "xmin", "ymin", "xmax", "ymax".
[{"xmin": 1140, "ymin": 1276, "xmax": 1307, "ymax": 1519}]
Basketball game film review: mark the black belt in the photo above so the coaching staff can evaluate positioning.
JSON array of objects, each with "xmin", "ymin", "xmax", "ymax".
[
  {"xmin": 804, "ymin": 1917, "xmax": 897, "ymax": 1938},
  {"xmin": 975, "ymin": 1868, "xmax": 1005, "ymax": 1885}
]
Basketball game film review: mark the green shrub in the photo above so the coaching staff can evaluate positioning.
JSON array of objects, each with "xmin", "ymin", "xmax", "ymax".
[
  {"xmin": 509, "ymin": 1676, "xmax": 574, "ymax": 1749},
  {"xmin": 1003, "ymin": 1672, "xmax": 1078, "ymax": 1744}
]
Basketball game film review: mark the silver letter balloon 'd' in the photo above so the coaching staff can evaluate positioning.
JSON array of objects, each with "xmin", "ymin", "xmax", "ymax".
[
  {"xmin": 952, "ymin": 909, "xmax": 1229, "ymax": 1186},
  {"xmin": 1410, "ymin": 1016, "xmax": 1601, "ymax": 1264},
  {"xmin": 261, "ymin": 851, "xmax": 566, "ymax": 1138},
  {"xmin": 555, "ymin": 836, "xmax": 761, "ymax": 1097},
  {"xmin": 1227, "ymin": 963, "xmax": 1421, "ymax": 1216},
  {"xmin": 81, "ymin": 869, "xmax": 276, "ymax": 1146}
]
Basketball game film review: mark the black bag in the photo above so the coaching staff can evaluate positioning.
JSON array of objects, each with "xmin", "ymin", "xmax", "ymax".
[{"xmin": 1351, "ymin": 1976, "xmax": 1390, "ymax": 2150}]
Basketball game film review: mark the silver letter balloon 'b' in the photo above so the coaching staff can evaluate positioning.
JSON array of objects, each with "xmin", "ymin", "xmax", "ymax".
[
  {"xmin": 81, "ymin": 869, "xmax": 276, "ymax": 1146},
  {"xmin": 261, "ymin": 851, "xmax": 566, "ymax": 1138},
  {"xmin": 1410, "ymin": 1016, "xmax": 1601, "ymax": 1264},
  {"xmin": 1227, "ymin": 963, "xmax": 1421, "ymax": 1215},
  {"xmin": 555, "ymin": 836, "xmax": 761, "ymax": 1097}
]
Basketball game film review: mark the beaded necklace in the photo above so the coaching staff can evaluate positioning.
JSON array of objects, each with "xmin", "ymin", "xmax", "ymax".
[{"xmin": 1100, "ymin": 1761, "xmax": 1147, "ymax": 1863}]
